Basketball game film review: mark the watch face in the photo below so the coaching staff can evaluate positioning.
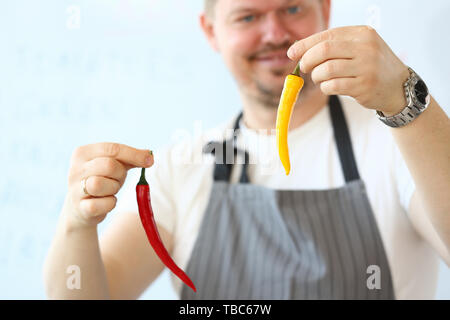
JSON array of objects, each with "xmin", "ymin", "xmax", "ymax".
[{"xmin": 414, "ymin": 79, "xmax": 428, "ymax": 105}]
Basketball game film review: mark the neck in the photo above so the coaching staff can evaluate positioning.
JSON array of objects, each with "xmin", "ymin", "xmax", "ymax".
[{"xmin": 242, "ymin": 86, "xmax": 328, "ymax": 133}]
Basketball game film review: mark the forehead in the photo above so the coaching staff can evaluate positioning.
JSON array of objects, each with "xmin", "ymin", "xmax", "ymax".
[{"xmin": 220, "ymin": 0, "xmax": 299, "ymax": 11}]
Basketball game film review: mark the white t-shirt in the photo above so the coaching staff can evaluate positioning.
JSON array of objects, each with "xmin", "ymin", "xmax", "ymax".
[{"xmin": 116, "ymin": 95, "xmax": 440, "ymax": 299}]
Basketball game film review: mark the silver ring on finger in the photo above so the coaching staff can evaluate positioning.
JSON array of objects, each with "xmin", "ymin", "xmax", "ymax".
[{"xmin": 81, "ymin": 177, "xmax": 91, "ymax": 196}]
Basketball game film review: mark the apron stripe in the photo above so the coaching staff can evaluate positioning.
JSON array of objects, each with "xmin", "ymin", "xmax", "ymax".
[
  {"xmin": 300, "ymin": 190, "xmax": 321, "ymax": 299},
  {"xmin": 295, "ymin": 191, "xmax": 310, "ymax": 299},
  {"xmin": 345, "ymin": 184, "xmax": 370, "ymax": 300},
  {"xmin": 247, "ymin": 190, "xmax": 260, "ymax": 298},
  {"xmin": 196, "ymin": 187, "xmax": 226, "ymax": 296},
  {"xmin": 302, "ymin": 190, "xmax": 322, "ymax": 299},
  {"xmin": 341, "ymin": 187, "xmax": 366, "ymax": 298},
  {"xmin": 226, "ymin": 191, "xmax": 245, "ymax": 299},
  {"xmin": 286, "ymin": 191, "xmax": 308, "ymax": 299},
  {"xmin": 210, "ymin": 188, "xmax": 233, "ymax": 298},
  {"xmin": 243, "ymin": 193, "xmax": 258, "ymax": 298},
  {"xmin": 314, "ymin": 190, "xmax": 337, "ymax": 298},
  {"xmin": 353, "ymin": 185, "xmax": 379, "ymax": 299},
  {"xmin": 259, "ymin": 189, "xmax": 276, "ymax": 299},
  {"xmin": 268, "ymin": 191, "xmax": 280, "ymax": 299},
  {"xmin": 321, "ymin": 191, "xmax": 346, "ymax": 299},
  {"xmin": 326, "ymin": 188, "xmax": 356, "ymax": 299},
  {"xmin": 270, "ymin": 191, "xmax": 297, "ymax": 299},
  {"xmin": 233, "ymin": 188, "xmax": 253, "ymax": 298},
  {"xmin": 343, "ymin": 184, "xmax": 370, "ymax": 299},
  {"xmin": 265, "ymin": 190, "xmax": 276, "ymax": 299}
]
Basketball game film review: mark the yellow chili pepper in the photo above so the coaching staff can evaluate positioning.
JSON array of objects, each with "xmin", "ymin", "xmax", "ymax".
[{"xmin": 276, "ymin": 63, "xmax": 304, "ymax": 175}]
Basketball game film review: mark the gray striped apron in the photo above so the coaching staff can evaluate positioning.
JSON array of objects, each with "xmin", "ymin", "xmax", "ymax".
[{"xmin": 181, "ymin": 96, "xmax": 395, "ymax": 299}]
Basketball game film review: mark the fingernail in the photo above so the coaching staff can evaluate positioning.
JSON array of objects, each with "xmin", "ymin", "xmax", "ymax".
[
  {"xmin": 287, "ymin": 40, "xmax": 298, "ymax": 57},
  {"xmin": 288, "ymin": 48, "xmax": 297, "ymax": 60},
  {"xmin": 287, "ymin": 48, "xmax": 293, "ymax": 59},
  {"xmin": 145, "ymin": 150, "xmax": 153, "ymax": 166}
]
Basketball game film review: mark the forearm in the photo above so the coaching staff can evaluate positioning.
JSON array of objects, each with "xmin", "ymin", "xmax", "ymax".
[
  {"xmin": 389, "ymin": 96, "xmax": 450, "ymax": 249},
  {"xmin": 43, "ymin": 196, "xmax": 111, "ymax": 299}
]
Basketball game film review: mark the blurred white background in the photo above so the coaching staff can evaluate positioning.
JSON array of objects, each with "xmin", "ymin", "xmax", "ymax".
[{"xmin": 0, "ymin": 0, "xmax": 448, "ymax": 299}]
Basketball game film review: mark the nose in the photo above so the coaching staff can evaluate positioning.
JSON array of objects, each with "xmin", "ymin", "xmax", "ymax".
[{"xmin": 260, "ymin": 12, "xmax": 291, "ymax": 46}]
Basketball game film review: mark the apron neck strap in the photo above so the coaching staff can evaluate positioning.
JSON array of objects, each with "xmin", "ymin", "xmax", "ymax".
[
  {"xmin": 203, "ymin": 111, "xmax": 249, "ymax": 183},
  {"xmin": 205, "ymin": 95, "xmax": 360, "ymax": 184},
  {"xmin": 328, "ymin": 95, "xmax": 360, "ymax": 182}
]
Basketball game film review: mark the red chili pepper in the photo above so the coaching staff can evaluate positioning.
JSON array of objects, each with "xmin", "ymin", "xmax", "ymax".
[{"xmin": 136, "ymin": 167, "xmax": 196, "ymax": 292}]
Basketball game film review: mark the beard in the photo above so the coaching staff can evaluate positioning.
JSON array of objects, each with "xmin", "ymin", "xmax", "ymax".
[{"xmin": 250, "ymin": 69, "xmax": 313, "ymax": 109}]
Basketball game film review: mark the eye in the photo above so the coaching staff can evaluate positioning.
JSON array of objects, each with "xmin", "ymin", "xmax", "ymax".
[
  {"xmin": 287, "ymin": 6, "xmax": 300, "ymax": 14},
  {"xmin": 240, "ymin": 14, "xmax": 255, "ymax": 23}
]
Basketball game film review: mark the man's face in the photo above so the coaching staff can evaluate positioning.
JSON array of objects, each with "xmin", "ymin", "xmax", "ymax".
[{"xmin": 203, "ymin": 0, "xmax": 330, "ymax": 107}]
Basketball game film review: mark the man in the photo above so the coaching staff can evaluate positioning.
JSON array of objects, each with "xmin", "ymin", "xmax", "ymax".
[{"xmin": 44, "ymin": 0, "xmax": 450, "ymax": 299}]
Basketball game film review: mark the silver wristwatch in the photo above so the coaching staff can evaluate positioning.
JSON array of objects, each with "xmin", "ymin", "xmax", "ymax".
[{"xmin": 376, "ymin": 67, "xmax": 430, "ymax": 128}]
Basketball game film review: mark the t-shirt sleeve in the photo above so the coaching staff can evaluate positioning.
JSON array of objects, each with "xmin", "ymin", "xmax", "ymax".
[
  {"xmin": 114, "ymin": 147, "xmax": 177, "ymax": 235},
  {"xmin": 393, "ymin": 143, "xmax": 416, "ymax": 213}
]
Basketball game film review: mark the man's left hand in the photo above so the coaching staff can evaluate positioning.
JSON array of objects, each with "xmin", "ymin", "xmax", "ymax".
[{"xmin": 287, "ymin": 25, "xmax": 410, "ymax": 116}]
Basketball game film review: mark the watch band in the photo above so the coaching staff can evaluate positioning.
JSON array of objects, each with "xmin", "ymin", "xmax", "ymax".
[
  {"xmin": 376, "ymin": 104, "xmax": 424, "ymax": 128},
  {"xmin": 376, "ymin": 67, "xmax": 430, "ymax": 128}
]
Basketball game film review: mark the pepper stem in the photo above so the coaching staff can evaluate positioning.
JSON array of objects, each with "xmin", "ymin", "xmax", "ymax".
[
  {"xmin": 292, "ymin": 62, "xmax": 301, "ymax": 77},
  {"xmin": 138, "ymin": 168, "xmax": 148, "ymax": 186}
]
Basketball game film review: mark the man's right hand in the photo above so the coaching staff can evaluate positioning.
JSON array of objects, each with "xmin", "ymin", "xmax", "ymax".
[{"xmin": 64, "ymin": 142, "xmax": 154, "ymax": 230}]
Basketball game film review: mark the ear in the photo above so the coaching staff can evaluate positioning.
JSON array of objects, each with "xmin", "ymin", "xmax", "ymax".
[{"xmin": 199, "ymin": 13, "xmax": 220, "ymax": 52}]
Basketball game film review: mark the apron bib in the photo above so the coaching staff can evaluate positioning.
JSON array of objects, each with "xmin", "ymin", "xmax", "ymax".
[{"xmin": 181, "ymin": 96, "xmax": 395, "ymax": 299}]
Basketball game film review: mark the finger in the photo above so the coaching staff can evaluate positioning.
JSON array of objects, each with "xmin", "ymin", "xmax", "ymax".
[
  {"xmin": 300, "ymin": 40, "xmax": 356, "ymax": 74},
  {"xmin": 287, "ymin": 25, "xmax": 369, "ymax": 60},
  {"xmin": 319, "ymin": 78, "xmax": 360, "ymax": 96},
  {"xmin": 82, "ymin": 157, "xmax": 127, "ymax": 184},
  {"xmin": 79, "ymin": 196, "xmax": 117, "ymax": 218},
  {"xmin": 81, "ymin": 176, "xmax": 121, "ymax": 198},
  {"xmin": 311, "ymin": 59, "xmax": 357, "ymax": 84},
  {"xmin": 73, "ymin": 143, "xmax": 153, "ymax": 168}
]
